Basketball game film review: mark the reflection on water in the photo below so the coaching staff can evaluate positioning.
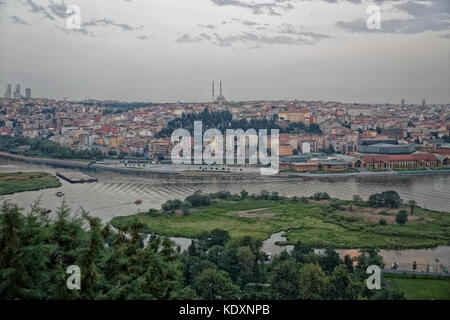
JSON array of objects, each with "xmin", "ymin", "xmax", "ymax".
[
  {"xmin": 2, "ymin": 159, "xmax": 449, "ymax": 270},
  {"xmin": 262, "ymin": 231, "xmax": 294, "ymax": 257},
  {"xmin": 1, "ymin": 159, "xmax": 449, "ymax": 222},
  {"xmin": 173, "ymin": 231, "xmax": 450, "ymax": 272}
]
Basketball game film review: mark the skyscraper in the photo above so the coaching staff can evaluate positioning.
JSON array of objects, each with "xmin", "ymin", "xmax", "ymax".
[
  {"xmin": 212, "ymin": 80, "xmax": 215, "ymax": 102},
  {"xmin": 422, "ymin": 99, "xmax": 426, "ymax": 107},
  {"xmin": 25, "ymin": 88, "xmax": 31, "ymax": 99},
  {"xmin": 13, "ymin": 85, "xmax": 21, "ymax": 100},
  {"xmin": 4, "ymin": 84, "xmax": 12, "ymax": 99},
  {"xmin": 401, "ymin": 99, "xmax": 405, "ymax": 107}
]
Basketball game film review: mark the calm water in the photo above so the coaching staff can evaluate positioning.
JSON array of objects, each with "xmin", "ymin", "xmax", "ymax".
[
  {"xmin": 1, "ymin": 159, "xmax": 448, "ymax": 221},
  {"xmin": 1, "ymin": 159, "xmax": 449, "ymax": 270}
]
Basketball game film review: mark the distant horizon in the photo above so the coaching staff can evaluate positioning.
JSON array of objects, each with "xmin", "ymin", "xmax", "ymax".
[
  {"xmin": 1, "ymin": 0, "xmax": 449, "ymax": 105},
  {"xmin": 1, "ymin": 86, "xmax": 448, "ymax": 106}
]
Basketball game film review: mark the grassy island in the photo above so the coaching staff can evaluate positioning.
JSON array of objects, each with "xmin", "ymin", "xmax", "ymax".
[
  {"xmin": 111, "ymin": 190, "xmax": 450, "ymax": 249},
  {"xmin": 0, "ymin": 172, "xmax": 62, "ymax": 195}
]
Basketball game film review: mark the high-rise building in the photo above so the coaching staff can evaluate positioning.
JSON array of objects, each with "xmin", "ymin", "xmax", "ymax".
[
  {"xmin": 4, "ymin": 84, "xmax": 12, "ymax": 99},
  {"xmin": 302, "ymin": 142, "xmax": 311, "ymax": 154},
  {"xmin": 25, "ymin": 88, "xmax": 31, "ymax": 99},
  {"xmin": 422, "ymin": 99, "xmax": 426, "ymax": 107},
  {"xmin": 401, "ymin": 99, "xmax": 405, "ymax": 107},
  {"xmin": 13, "ymin": 85, "xmax": 21, "ymax": 100}
]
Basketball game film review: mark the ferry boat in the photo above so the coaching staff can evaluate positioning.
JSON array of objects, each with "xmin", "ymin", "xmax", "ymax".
[
  {"xmin": 55, "ymin": 191, "xmax": 64, "ymax": 197},
  {"xmin": 135, "ymin": 199, "xmax": 143, "ymax": 205}
]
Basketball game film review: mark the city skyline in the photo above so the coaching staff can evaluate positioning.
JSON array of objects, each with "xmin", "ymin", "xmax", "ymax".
[
  {"xmin": 0, "ymin": 0, "xmax": 449, "ymax": 103},
  {"xmin": 0, "ymin": 80, "xmax": 441, "ymax": 106}
]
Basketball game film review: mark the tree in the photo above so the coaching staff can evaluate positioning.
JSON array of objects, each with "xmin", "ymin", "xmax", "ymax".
[
  {"xmin": 180, "ymin": 202, "xmax": 191, "ymax": 215},
  {"xmin": 371, "ymin": 288, "xmax": 406, "ymax": 300},
  {"xmin": 369, "ymin": 190, "xmax": 401, "ymax": 208},
  {"xmin": 0, "ymin": 200, "xmax": 189, "ymax": 300},
  {"xmin": 298, "ymin": 263, "xmax": 329, "ymax": 300},
  {"xmin": 368, "ymin": 193, "xmax": 384, "ymax": 208},
  {"xmin": 319, "ymin": 248, "xmax": 342, "ymax": 274},
  {"xmin": 395, "ymin": 210, "xmax": 408, "ymax": 225},
  {"xmin": 185, "ymin": 191, "xmax": 211, "ymax": 207},
  {"xmin": 270, "ymin": 191, "xmax": 280, "ymax": 200},
  {"xmin": 240, "ymin": 190, "xmax": 248, "ymax": 198},
  {"xmin": 379, "ymin": 218, "xmax": 387, "ymax": 225},
  {"xmin": 195, "ymin": 268, "xmax": 239, "ymax": 300},
  {"xmin": 291, "ymin": 241, "xmax": 314, "ymax": 264},
  {"xmin": 382, "ymin": 191, "xmax": 401, "ymax": 208},
  {"xmin": 209, "ymin": 229, "xmax": 230, "ymax": 247},
  {"xmin": 237, "ymin": 246, "xmax": 256, "ymax": 282},
  {"xmin": 343, "ymin": 255, "xmax": 354, "ymax": 273},
  {"xmin": 408, "ymin": 200, "xmax": 417, "ymax": 216},
  {"xmin": 413, "ymin": 261, "xmax": 417, "ymax": 271},
  {"xmin": 271, "ymin": 260, "xmax": 302, "ymax": 300},
  {"xmin": 328, "ymin": 265, "xmax": 361, "ymax": 300}
]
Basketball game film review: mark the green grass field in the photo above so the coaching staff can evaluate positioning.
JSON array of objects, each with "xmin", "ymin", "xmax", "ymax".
[
  {"xmin": 111, "ymin": 197, "xmax": 450, "ymax": 249},
  {"xmin": 387, "ymin": 277, "xmax": 450, "ymax": 300},
  {"xmin": 0, "ymin": 172, "xmax": 62, "ymax": 195}
]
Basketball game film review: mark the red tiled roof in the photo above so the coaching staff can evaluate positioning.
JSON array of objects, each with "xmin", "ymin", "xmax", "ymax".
[
  {"xmin": 362, "ymin": 153, "xmax": 438, "ymax": 162},
  {"xmin": 433, "ymin": 148, "xmax": 450, "ymax": 155}
]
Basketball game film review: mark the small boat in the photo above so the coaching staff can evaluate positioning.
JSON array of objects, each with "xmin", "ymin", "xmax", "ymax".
[
  {"xmin": 55, "ymin": 191, "xmax": 65, "ymax": 197},
  {"xmin": 135, "ymin": 199, "xmax": 143, "ymax": 205}
]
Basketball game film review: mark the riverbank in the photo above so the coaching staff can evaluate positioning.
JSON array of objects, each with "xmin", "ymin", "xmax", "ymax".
[
  {"xmin": 2, "ymin": 151, "xmax": 450, "ymax": 179},
  {"xmin": 111, "ymin": 195, "xmax": 450, "ymax": 250},
  {"xmin": 0, "ymin": 171, "xmax": 61, "ymax": 195}
]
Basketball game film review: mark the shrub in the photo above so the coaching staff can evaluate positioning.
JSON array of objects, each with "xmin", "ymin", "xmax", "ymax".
[
  {"xmin": 210, "ymin": 191, "xmax": 231, "ymax": 199},
  {"xmin": 312, "ymin": 192, "xmax": 330, "ymax": 200},
  {"xmin": 180, "ymin": 201, "xmax": 191, "ymax": 215},
  {"xmin": 161, "ymin": 199, "xmax": 182, "ymax": 212},
  {"xmin": 144, "ymin": 209, "xmax": 160, "ymax": 217},
  {"xmin": 259, "ymin": 190, "xmax": 270, "ymax": 200},
  {"xmin": 395, "ymin": 210, "xmax": 408, "ymax": 225},
  {"xmin": 379, "ymin": 218, "xmax": 387, "ymax": 225},
  {"xmin": 270, "ymin": 191, "xmax": 280, "ymax": 200},
  {"xmin": 185, "ymin": 191, "xmax": 211, "ymax": 207},
  {"xmin": 369, "ymin": 190, "xmax": 401, "ymax": 208}
]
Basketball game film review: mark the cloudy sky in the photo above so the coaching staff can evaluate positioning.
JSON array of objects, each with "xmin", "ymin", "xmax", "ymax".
[{"xmin": 0, "ymin": 0, "xmax": 449, "ymax": 103}]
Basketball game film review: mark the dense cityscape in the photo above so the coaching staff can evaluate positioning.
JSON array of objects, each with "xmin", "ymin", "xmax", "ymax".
[
  {"xmin": 1, "ymin": 82, "xmax": 449, "ymax": 173},
  {"xmin": 1, "ymin": 0, "xmax": 449, "ymax": 310}
]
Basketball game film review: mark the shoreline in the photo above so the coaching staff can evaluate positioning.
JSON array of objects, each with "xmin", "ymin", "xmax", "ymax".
[{"xmin": 1, "ymin": 151, "xmax": 449, "ymax": 179}]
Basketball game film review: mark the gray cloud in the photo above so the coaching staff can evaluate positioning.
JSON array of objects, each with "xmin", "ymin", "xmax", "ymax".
[
  {"xmin": 231, "ymin": 18, "xmax": 262, "ymax": 26},
  {"xmin": 209, "ymin": 0, "xmax": 294, "ymax": 15},
  {"xmin": 278, "ymin": 23, "xmax": 329, "ymax": 39},
  {"xmin": 176, "ymin": 28, "xmax": 329, "ymax": 47},
  {"xmin": 336, "ymin": 0, "xmax": 450, "ymax": 34},
  {"xmin": 198, "ymin": 24, "xmax": 218, "ymax": 29},
  {"xmin": 54, "ymin": 25, "xmax": 90, "ymax": 36},
  {"xmin": 22, "ymin": 0, "xmax": 54, "ymax": 20},
  {"xmin": 175, "ymin": 33, "xmax": 211, "ymax": 43},
  {"xmin": 83, "ymin": 18, "xmax": 140, "ymax": 32},
  {"xmin": 9, "ymin": 15, "xmax": 28, "ymax": 25},
  {"xmin": 213, "ymin": 31, "xmax": 326, "ymax": 47},
  {"xmin": 48, "ymin": 0, "xmax": 68, "ymax": 19}
]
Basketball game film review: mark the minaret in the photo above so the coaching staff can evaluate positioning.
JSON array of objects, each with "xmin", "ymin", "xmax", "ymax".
[{"xmin": 212, "ymin": 80, "xmax": 215, "ymax": 102}]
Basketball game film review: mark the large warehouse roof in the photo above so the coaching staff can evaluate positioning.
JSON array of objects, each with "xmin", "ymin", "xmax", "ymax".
[{"xmin": 358, "ymin": 143, "xmax": 416, "ymax": 154}]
